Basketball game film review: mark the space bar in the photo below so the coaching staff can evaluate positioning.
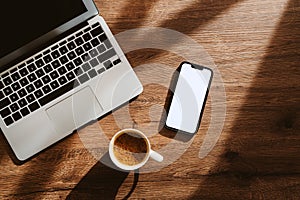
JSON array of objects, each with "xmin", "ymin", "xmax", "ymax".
[{"xmin": 39, "ymin": 82, "xmax": 74, "ymax": 106}]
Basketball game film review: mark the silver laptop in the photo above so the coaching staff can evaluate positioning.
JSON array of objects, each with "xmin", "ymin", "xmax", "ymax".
[{"xmin": 0, "ymin": 0, "xmax": 143, "ymax": 161}]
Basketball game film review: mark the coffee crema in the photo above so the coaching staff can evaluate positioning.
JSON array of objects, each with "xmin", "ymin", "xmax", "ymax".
[{"xmin": 113, "ymin": 132, "xmax": 148, "ymax": 166}]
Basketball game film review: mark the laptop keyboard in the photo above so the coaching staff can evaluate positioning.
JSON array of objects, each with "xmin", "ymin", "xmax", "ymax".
[{"xmin": 0, "ymin": 22, "xmax": 122, "ymax": 126}]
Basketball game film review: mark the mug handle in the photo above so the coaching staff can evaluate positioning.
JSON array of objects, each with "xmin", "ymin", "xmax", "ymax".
[{"xmin": 150, "ymin": 150, "xmax": 163, "ymax": 162}]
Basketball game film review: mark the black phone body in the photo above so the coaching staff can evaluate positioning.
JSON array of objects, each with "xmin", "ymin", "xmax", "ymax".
[{"xmin": 165, "ymin": 61, "xmax": 213, "ymax": 134}]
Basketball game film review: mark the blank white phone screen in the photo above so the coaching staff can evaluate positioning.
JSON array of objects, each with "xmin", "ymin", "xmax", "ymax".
[{"xmin": 166, "ymin": 63, "xmax": 212, "ymax": 134}]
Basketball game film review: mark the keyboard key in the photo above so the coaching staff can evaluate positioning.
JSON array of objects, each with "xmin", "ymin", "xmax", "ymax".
[
  {"xmin": 73, "ymin": 79, "xmax": 80, "ymax": 87},
  {"xmin": 0, "ymin": 82, "xmax": 4, "ymax": 89},
  {"xmin": 104, "ymin": 40, "xmax": 113, "ymax": 49},
  {"xmin": 82, "ymin": 63, "xmax": 91, "ymax": 72},
  {"xmin": 59, "ymin": 46, "xmax": 68, "ymax": 55},
  {"xmin": 104, "ymin": 60, "xmax": 113, "ymax": 69},
  {"xmin": 51, "ymin": 60, "xmax": 60, "ymax": 69},
  {"xmin": 29, "ymin": 102, "xmax": 40, "ymax": 112},
  {"xmin": 39, "ymin": 82, "xmax": 74, "ymax": 106},
  {"xmin": 90, "ymin": 58, "xmax": 99, "ymax": 68},
  {"xmin": 18, "ymin": 98, "xmax": 27, "ymax": 108},
  {"xmin": 34, "ymin": 90, "xmax": 43, "ymax": 99},
  {"xmin": 51, "ymin": 45, "xmax": 59, "ymax": 51},
  {"xmin": 66, "ymin": 71, "xmax": 75, "ymax": 81},
  {"xmin": 83, "ymin": 33, "xmax": 92, "ymax": 42},
  {"xmin": 83, "ymin": 42, "xmax": 92, "ymax": 51},
  {"xmin": 75, "ymin": 37, "xmax": 84, "ymax": 46},
  {"xmin": 44, "ymin": 64, "xmax": 53, "ymax": 73},
  {"xmin": 34, "ymin": 80, "xmax": 43, "ymax": 89},
  {"xmin": 36, "ymin": 68, "xmax": 45, "ymax": 77},
  {"xmin": 27, "ymin": 59, "xmax": 34, "ymax": 64},
  {"xmin": 50, "ymin": 80, "xmax": 59, "ymax": 90},
  {"xmin": 35, "ymin": 54, "xmax": 42, "ymax": 60},
  {"xmin": 27, "ymin": 63, "xmax": 37, "ymax": 72},
  {"xmin": 20, "ymin": 78, "xmax": 29, "ymax": 87},
  {"xmin": 92, "ymin": 22, "xmax": 100, "ymax": 28},
  {"xmin": 76, "ymin": 31, "xmax": 83, "ymax": 37},
  {"xmin": 26, "ymin": 84, "xmax": 35, "ymax": 93},
  {"xmin": 91, "ymin": 26, "xmax": 103, "ymax": 37},
  {"xmin": 42, "ymin": 85, "xmax": 51, "ymax": 94},
  {"xmin": 10, "ymin": 103, "xmax": 19, "ymax": 112},
  {"xmin": 0, "ymin": 98, "xmax": 10, "ymax": 110},
  {"xmin": 35, "ymin": 59, "xmax": 45, "ymax": 68},
  {"xmin": 18, "ymin": 89, "xmax": 27, "ymax": 98},
  {"xmin": 97, "ymin": 68, "xmax": 105, "ymax": 74},
  {"xmin": 68, "ymin": 36, "xmax": 75, "ymax": 41},
  {"xmin": 9, "ymin": 93, "xmax": 19, "ymax": 102},
  {"xmin": 1, "ymin": 108, "xmax": 11, "ymax": 118},
  {"xmin": 11, "ymin": 82, "xmax": 21, "ymax": 91},
  {"xmin": 67, "ymin": 41, "xmax": 76, "ymax": 50},
  {"xmin": 99, "ymin": 34, "xmax": 108, "ymax": 43},
  {"xmin": 4, "ymin": 87, "xmax": 13, "ymax": 96},
  {"xmin": 58, "ymin": 66, "xmax": 67, "ymax": 75},
  {"xmin": 4, "ymin": 116, "xmax": 13, "ymax": 126},
  {"xmin": 91, "ymin": 38, "xmax": 100, "ymax": 47},
  {"xmin": 42, "ymin": 75, "xmax": 51, "ymax": 84},
  {"xmin": 97, "ymin": 44, "xmax": 106, "ymax": 54},
  {"xmin": 51, "ymin": 50, "xmax": 60, "ymax": 59},
  {"xmin": 59, "ymin": 40, "xmax": 67, "ymax": 46},
  {"xmin": 97, "ymin": 49, "xmax": 117, "ymax": 63},
  {"xmin": 43, "ymin": 55, "xmax": 53, "ymax": 63},
  {"xmin": 59, "ymin": 55, "xmax": 69, "ymax": 65},
  {"xmin": 89, "ymin": 49, "xmax": 99, "ymax": 58},
  {"xmin": 18, "ymin": 63, "xmax": 26, "ymax": 69},
  {"xmin": 82, "ymin": 53, "xmax": 91, "ymax": 62},
  {"xmin": 113, "ymin": 59, "xmax": 122, "ymax": 65},
  {"xmin": 74, "ymin": 58, "xmax": 83, "ymax": 66},
  {"xmin": 75, "ymin": 46, "xmax": 84, "ymax": 56},
  {"xmin": 11, "ymin": 72, "xmax": 21, "ymax": 81},
  {"xmin": 19, "ymin": 68, "xmax": 29, "ymax": 76},
  {"xmin": 67, "ymin": 51, "xmax": 76, "ymax": 60},
  {"xmin": 20, "ymin": 107, "xmax": 30, "ymax": 117},
  {"xmin": 78, "ymin": 74, "xmax": 89, "ymax": 84},
  {"xmin": 50, "ymin": 71, "xmax": 59, "ymax": 80},
  {"xmin": 28, "ymin": 73, "xmax": 37, "ymax": 82},
  {"xmin": 74, "ymin": 67, "xmax": 83, "ymax": 76},
  {"xmin": 10, "ymin": 68, "xmax": 17, "ymax": 73},
  {"xmin": 26, "ymin": 94, "xmax": 35, "ymax": 103},
  {"xmin": 58, "ymin": 76, "xmax": 67, "ymax": 85},
  {"xmin": 84, "ymin": 27, "xmax": 91, "ymax": 32},
  {"xmin": 2, "ymin": 72, "xmax": 9, "ymax": 78},
  {"xmin": 88, "ymin": 69, "xmax": 97, "ymax": 78},
  {"xmin": 12, "ymin": 112, "xmax": 22, "ymax": 121},
  {"xmin": 43, "ymin": 49, "xmax": 51, "ymax": 55},
  {"xmin": 3, "ymin": 77, "xmax": 12, "ymax": 86},
  {"xmin": 66, "ymin": 62, "xmax": 75, "ymax": 71}
]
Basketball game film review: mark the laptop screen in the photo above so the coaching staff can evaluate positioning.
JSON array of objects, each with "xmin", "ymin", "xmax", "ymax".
[{"xmin": 0, "ymin": 0, "xmax": 88, "ymax": 59}]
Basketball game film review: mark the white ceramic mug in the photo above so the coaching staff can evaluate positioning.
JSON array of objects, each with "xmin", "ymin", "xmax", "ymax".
[{"xmin": 109, "ymin": 128, "xmax": 163, "ymax": 171}]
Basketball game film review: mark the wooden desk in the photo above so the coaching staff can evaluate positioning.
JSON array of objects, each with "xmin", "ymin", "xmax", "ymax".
[{"xmin": 1, "ymin": 0, "xmax": 299, "ymax": 199}]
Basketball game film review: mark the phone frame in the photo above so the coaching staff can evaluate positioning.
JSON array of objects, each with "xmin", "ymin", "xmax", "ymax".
[{"xmin": 164, "ymin": 61, "xmax": 213, "ymax": 134}]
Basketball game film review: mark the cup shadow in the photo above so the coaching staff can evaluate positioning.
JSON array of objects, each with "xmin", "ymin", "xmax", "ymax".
[{"xmin": 66, "ymin": 153, "xmax": 131, "ymax": 200}]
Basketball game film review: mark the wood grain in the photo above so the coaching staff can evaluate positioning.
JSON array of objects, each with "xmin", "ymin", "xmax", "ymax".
[{"xmin": 0, "ymin": 0, "xmax": 299, "ymax": 199}]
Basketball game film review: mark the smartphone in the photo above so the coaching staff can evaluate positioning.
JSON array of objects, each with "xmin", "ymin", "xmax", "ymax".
[{"xmin": 165, "ymin": 62, "xmax": 213, "ymax": 134}]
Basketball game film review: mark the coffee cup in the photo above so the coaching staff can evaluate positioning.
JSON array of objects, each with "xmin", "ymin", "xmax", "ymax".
[{"xmin": 109, "ymin": 128, "xmax": 163, "ymax": 171}]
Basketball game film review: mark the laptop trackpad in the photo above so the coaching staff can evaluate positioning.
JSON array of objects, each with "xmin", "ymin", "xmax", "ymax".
[{"xmin": 46, "ymin": 87, "xmax": 103, "ymax": 134}]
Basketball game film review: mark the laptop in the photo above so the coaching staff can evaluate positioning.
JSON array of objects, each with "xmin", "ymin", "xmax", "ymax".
[{"xmin": 0, "ymin": 0, "xmax": 143, "ymax": 161}]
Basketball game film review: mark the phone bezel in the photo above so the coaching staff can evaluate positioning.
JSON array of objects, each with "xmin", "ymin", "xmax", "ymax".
[{"xmin": 164, "ymin": 61, "xmax": 213, "ymax": 134}]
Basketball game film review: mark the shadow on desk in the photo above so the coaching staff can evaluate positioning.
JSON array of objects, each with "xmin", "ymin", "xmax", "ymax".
[
  {"xmin": 189, "ymin": 0, "xmax": 300, "ymax": 199},
  {"xmin": 67, "ymin": 153, "xmax": 130, "ymax": 200}
]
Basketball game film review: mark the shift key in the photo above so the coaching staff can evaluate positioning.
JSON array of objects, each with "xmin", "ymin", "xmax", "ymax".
[{"xmin": 97, "ymin": 49, "xmax": 116, "ymax": 63}]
